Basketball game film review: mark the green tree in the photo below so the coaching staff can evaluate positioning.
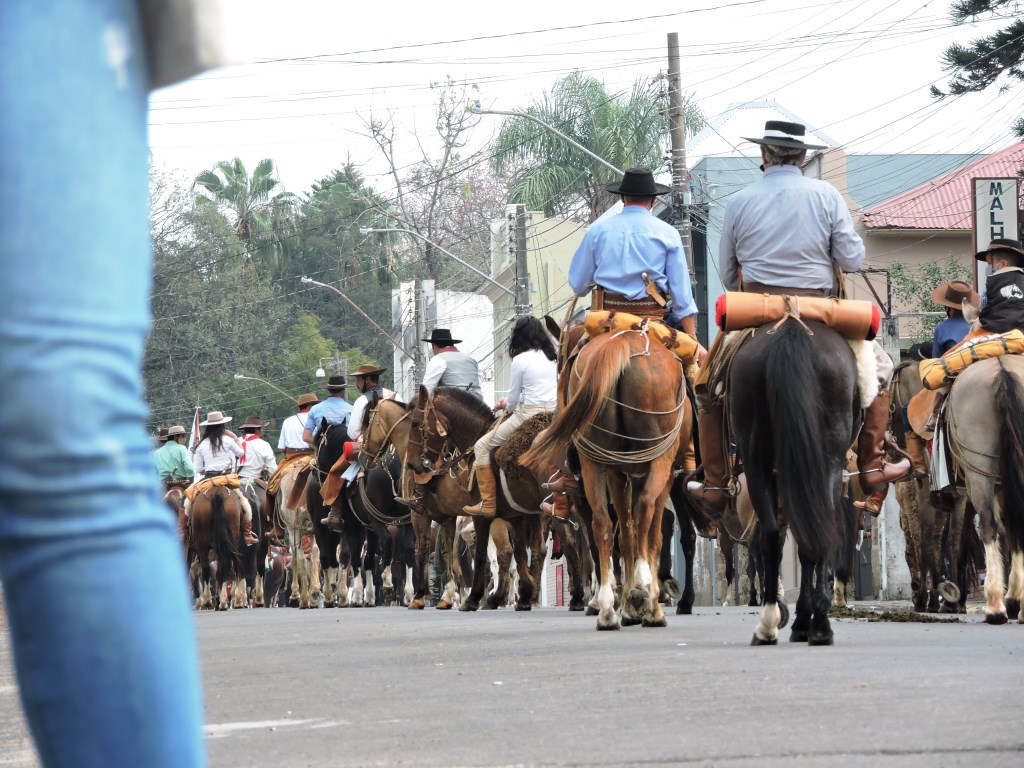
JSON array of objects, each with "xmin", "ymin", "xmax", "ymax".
[
  {"xmin": 489, "ymin": 72, "xmax": 705, "ymax": 222},
  {"xmin": 890, "ymin": 257, "xmax": 974, "ymax": 342},
  {"xmin": 194, "ymin": 157, "xmax": 298, "ymax": 276},
  {"xmin": 931, "ymin": 1, "xmax": 1024, "ymax": 136}
]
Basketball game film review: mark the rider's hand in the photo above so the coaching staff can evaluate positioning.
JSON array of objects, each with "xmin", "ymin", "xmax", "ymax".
[
  {"xmin": 695, "ymin": 343, "xmax": 709, "ymax": 367},
  {"xmin": 493, "ymin": 397, "xmax": 508, "ymax": 412}
]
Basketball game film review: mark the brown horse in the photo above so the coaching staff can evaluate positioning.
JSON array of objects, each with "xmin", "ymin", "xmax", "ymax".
[
  {"xmin": 189, "ymin": 486, "xmax": 248, "ymax": 610},
  {"xmin": 406, "ymin": 391, "xmax": 551, "ymax": 612},
  {"xmin": 523, "ymin": 329, "xmax": 686, "ymax": 630},
  {"xmin": 946, "ymin": 353, "xmax": 1024, "ymax": 623},
  {"xmin": 359, "ymin": 391, "xmax": 470, "ymax": 609}
]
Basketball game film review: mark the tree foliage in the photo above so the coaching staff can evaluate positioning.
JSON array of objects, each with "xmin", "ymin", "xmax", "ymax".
[
  {"xmin": 932, "ymin": 1, "xmax": 1024, "ymax": 136},
  {"xmin": 890, "ymin": 256, "xmax": 974, "ymax": 341},
  {"xmin": 489, "ymin": 72, "xmax": 705, "ymax": 222}
]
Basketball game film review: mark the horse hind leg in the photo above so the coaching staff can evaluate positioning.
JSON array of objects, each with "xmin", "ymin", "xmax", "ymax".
[
  {"xmin": 233, "ymin": 576, "xmax": 248, "ymax": 609},
  {"xmin": 1006, "ymin": 551, "xmax": 1024, "ymax": 623}
]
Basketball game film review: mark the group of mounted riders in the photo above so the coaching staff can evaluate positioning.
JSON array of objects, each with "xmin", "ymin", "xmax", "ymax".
[{"xmin": 155, "ymin": 118, "xmax": 1024, "ymax": 624}]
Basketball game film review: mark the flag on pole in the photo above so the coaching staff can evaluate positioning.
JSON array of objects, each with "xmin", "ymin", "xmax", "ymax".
[{"xmin": 187, "ymin": 406, "xmax": 201, "ymax": 453}]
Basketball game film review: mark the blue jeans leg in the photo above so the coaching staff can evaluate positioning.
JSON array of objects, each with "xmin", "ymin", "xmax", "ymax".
[{"xmin": 0, "ymin": 1, "xmax": 205, "ymax": 766}]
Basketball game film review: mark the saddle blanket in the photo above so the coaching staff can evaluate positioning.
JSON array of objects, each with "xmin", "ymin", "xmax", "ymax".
[
  {"xmin": 715, "ymin": 292, "xmax": 880, "ymax": 341},
  {"xmin": 266, "ymin": 452, "xmax": 312, "ymax": 495},
  {"xmin": 185, "ymin": 474, "xmax": 240, "ymax": 504},
  {"xmin": 583, "ymin": 309, "xmax": 699, "ymax": 365},
  {"xmin": 919, "ymin": 328, "xmax": 1024, "ymax": 390}
]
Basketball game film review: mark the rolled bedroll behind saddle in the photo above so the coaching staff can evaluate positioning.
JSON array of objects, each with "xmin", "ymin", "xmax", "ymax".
[
  {"xmin": 715, "ymin": 292, "xmax": 880, "ymax": 341},
  {"xmin": 582, "ymin": 309, "xmax": 700, "ymax": 365},
  {"xmin": 919, "ymin": 329, "xmax": 1024, "ymax": 391}
]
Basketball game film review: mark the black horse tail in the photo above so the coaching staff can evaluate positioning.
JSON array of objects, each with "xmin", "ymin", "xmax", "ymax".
[
  {"xmin": 765, "ymin": 322, "xmax": 838, "ymax": 562},
  {"xmin": 212, "ymin": 492, "xmax": 238, "ymax": 582},
  {"xmin": 995, "ymin": 360, "xmax": 1024, "ymax": 553}
]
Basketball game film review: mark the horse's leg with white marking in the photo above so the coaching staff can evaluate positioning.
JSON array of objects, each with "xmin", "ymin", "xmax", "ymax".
[
  {"xmin": 746, "ymin": 466, "xmax": 782, "ymax": 645},
  {"xmin": 218, "ymin": 578, "xmax": 230, "ymax": 611},
  {"xmin": 404, "ymin": 565, "xmax": 414, "ymax": 605},
  {"xmin": 1006, "ymin": 551, "xmax": 1024, "ymax": 623},
  {"xmin": 233, "ymin": 577, "xmax": 247, "ymax": 609},
  {"xmin": 637, "ymin": 453, "xmax": 675, "ymax": 627},
  {"xmin": 585, "ymin": 461, "xmax": 618, "ymax": 630},
  {"xmin": 608, "ymin": 471, "xmax": 642, "ymax": 625},
  {"xmin": 973, "ymin": 488, "xmax": 1007, "ymax": 624}
]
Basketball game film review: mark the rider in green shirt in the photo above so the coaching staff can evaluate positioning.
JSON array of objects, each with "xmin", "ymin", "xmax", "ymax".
[{"xmin": 153, "ymin": 425, "xmax": 195, "ymax": 486}]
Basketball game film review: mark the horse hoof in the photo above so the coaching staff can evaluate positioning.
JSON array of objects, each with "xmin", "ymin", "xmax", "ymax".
[
  {"xmin": 585, "ymin": 605, "xmax": 599, "ymax": 616},
  {"xmin": 1005, "ymin": 598, "xmax": 1021, "ymax": 617},
  {"xmin": 789, "ymin": 629, "xmax": 809, "ymax": 643},
  {"xmin": 408, "ymin": 598, "xmax": 425, "ymax": 610},
  {"xmin": 627, "ymin": 588, "xmax": 650, "ymax": 615},
  {"xmin": 621, "ymin": 614, "xmax": 641, "ymax": 627},
  {"xmin": 750, "ymin": 634, "xmax": 777, "ymax": 646},
  {"xmin": 642, "ymin": 616, "xmax": 668, "ymax": 628},
  {"xmin": 808, "ymin": 631, "xmax": 834, "ymax": 646},
  {"xmin": 985, "ymin": 611, "xmax": 1009, "ymax": 625},
  {"xmin": 459, "ymin": 601, "xmax": 479, "ymax": 612},
  {"xmin": 662, "ymin": 578, "xmax": 682, "ymax": 600},
  {"xmin": 568, "ymin": 601, "xmax": 585, "ymax": 612},
  {"xmin": 675, "ymin": 602, "xmax": 693, "ymax": 615},
  {"xmin": 778, "ymin": 601, "xmax": 790, "ymax": 630},
  {"xmin": 596, "ymin": 620, "xmax": 621, "ymax": 631},
  {"xmin": 435, "ymin": 599, "xmax": 453, "ymax": 610},
  {"xmin": 515, "ymin": 603, "xmax": 532, "ymax": 612}
]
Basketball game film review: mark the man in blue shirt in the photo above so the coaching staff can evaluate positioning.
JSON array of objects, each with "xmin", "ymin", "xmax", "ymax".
[
  {"xmin": 568, "ymin": 167, "xmax": 702, "ymax": 342},
  {"xmin": 931, "ymin": 280, "xmax": 976, "ymax": 357},
  {"xmin": 302, "ymin": 375, "xmax": 353, "ymax": 446}
]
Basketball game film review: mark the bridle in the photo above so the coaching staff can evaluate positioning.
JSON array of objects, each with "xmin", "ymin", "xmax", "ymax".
[
  {"xmin": 360, "ymin": 399, "xmax": 410, "ymax": 469},
  {"xmin": 408, "ymin": 395, "xmax": 474, "ymax": 478}
]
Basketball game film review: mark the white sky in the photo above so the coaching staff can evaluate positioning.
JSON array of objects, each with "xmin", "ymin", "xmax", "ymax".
[{"xmin": 148, "ymin": 0, "xmax": 1020, "ymax": 196}]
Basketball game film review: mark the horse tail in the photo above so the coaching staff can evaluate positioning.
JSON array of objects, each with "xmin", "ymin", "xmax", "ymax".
[
  {"xmin": 765, "ymin": 322, "xmax": 837, "ymax": 562},
  {"xmin": 212, "ymin": 491, "xmax": 239, "ymax": 580},
  {"xmin": 520, "ymin": 337, "xmax": 631, "ymax": 470},
  {"xmin": 995, "ymin": 360, "xmax": 1024, "ymax": 552}
]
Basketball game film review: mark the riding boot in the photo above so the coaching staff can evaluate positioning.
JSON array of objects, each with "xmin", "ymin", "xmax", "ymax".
[
  {"xmin": 857, "ymin": 390, "xmax": 912, "ymax": 495},
  {"xmin": 241, "ymin": 519, "xmax": 259, "ymax": 546},
  {"xmin": 462, "ymin": 466, "xmax": 498, "ymax": 517},
  {"xmin": 904, "ymin": 432, "xmax": 929, "ymax": 479},
  {"xmin": 854, "ymin": 488, "xmax": 887, "ymax": 517},
  {"xmin": 394, "ymin": 481, "xmax": 428, "ymax": 515},
  {"xmin": 684, "ymin": 398, "xmax": 731, "ymax": 517},
  {"xmin": 541, "ymin": 492, "xmax": 570, "ymax": 519},
  {"xmin": 177, "ymin": 507, "xmax": 188, "ymax": 541},
  {"xmin": 320, "ymin": 488, "xmax": 346, "ymax": 530}
]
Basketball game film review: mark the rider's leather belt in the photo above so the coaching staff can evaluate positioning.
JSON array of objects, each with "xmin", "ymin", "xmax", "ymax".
[{"xmin": 592, "ymin": 287, "xmax": 667, "ymax": 319}]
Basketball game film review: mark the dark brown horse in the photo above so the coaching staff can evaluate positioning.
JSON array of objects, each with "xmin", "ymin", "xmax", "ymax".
[
  {"xmin": 523, "ymin": 329, "xmax": 687, "ymax": 630},
  {"xmin": 189, "ymin": 486, "xmax": 247, "ymax": 610},
  {"xmin": 728, "ymin": 320, "xmax": 859, "ymax": 645}
]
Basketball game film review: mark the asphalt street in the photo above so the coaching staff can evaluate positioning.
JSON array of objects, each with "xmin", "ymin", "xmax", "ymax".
[{"xmin": 2, "ymin": 602, "xmax": 1023, "ymax": 767}]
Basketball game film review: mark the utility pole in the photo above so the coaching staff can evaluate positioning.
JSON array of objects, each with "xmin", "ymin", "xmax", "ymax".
[
  {"xmin": 514, "ymin": 204, "xmax": 530, "ymax": 316},
  {"xmin": 413, "ymin": 278, "xmax": 425, "ymax": 385},
  {"xmin": 667, "ymin": 32, "xmax": 695, "ymax": 282}
]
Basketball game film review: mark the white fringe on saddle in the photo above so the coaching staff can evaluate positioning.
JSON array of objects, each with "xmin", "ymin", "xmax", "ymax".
[{"xmin": 848, "ymin": 339, "xmax": 879, "ymax": 409}]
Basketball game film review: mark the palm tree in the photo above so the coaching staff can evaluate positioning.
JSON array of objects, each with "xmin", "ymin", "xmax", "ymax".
[
  {"xmin": 489, "ymin": 72, "xmax": 704, "ymax": 222},
  {"xmin": 194, "ymin": 157, "xmax": 297, "ymax": 275}
]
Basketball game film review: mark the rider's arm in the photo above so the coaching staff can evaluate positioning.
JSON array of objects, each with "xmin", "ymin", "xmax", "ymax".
[
  {"xmin": 828, "ymin": 190, "xmax": 865, "ymax": 273},
  {"xmin": 719, "ymin": 204, "xmax": 741, "ymax": 292},
  {"xmin": 665, "ymin": 229, "xmax": 698, "ymax": 324},
  {"xmin": 567, "ymin": 230, "xmax": 597, "ymax": 296},
  {"xmin": 422, "ymin": 355, "xmax": 446, "ymax": 393}
]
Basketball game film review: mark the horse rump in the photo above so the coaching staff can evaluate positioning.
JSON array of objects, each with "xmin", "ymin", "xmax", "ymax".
[{"xmin": 995, "ymin": 360, "xmax": 1024, "ymax": 553}]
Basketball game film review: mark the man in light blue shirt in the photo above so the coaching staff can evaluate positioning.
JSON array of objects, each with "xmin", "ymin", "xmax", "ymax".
[
  {"xmin": 569, "ymin": 168, "xmax": 701, "ymax": 343},
  {"xmin": 302, "ymin": 375, "xmax": 353, "ymax": 446},
  {"xmin": 687, "ymin": 120, "xmax": 909, "ymax": 515}
]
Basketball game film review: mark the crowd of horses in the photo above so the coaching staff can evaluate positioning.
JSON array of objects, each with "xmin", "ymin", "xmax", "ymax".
[{"xmin": 172, "ymin": 313, "xmax": 1024, "ymax": 644}]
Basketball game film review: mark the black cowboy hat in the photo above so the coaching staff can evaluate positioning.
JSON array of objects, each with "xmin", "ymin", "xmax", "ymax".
[
  {"xmin": 603, "ymin": 167, "xmax": 670, "ymax": 197},
  {"xmin": 325, "ymin": 375, "xmax": 347, "ymax": 391},
  {"xmin": 931, "ymin": 280, "xmax": 979, "ymax": 310},
  {"xmin": 975, "ymin": 237, "xmax": 1024, "ymax": 262},
  {"xmin": 742, "ymin": 120, "xmax": 827, "ymax": 151},
  {"xmin": 422, "ymin": 328, "xmax": 462, "ymax": 345},
  {"xmin": 906, "ymin": 342, "xmax": 931, "ymax": 362}
]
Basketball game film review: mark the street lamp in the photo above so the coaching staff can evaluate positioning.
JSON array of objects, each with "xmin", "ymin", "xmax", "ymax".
[
  {"xmin": 358, "ymin": 226, "xmax": 514, "ymax": 297},
  {"xmin": 314, "ymin": 356, "xmax": 345, "ymax": 379},
  {"xmin": 232, "ymin": 373, "xmax": 295, "ymax": 402},
  {"xmin": 468, "ymin": 101, "xmax": 624, "ymax": 176}
]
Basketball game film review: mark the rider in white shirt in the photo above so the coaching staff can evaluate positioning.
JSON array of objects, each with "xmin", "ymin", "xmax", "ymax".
[
  {"xmin": 188, "ymin": 411, "xmax": 258, "ymax": 544},
  {"xmin": 279, "ymin": 393, "xmax": 318, "ymax": 454}
]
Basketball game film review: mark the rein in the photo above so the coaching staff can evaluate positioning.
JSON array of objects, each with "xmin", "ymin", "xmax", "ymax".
[
  {"xmin": 361, "ymin": 403, "xmax": 411, "ymax": 468},
  {"xmin": 357, "ymin": 474, "xmax": 411, "ymax": 526}
]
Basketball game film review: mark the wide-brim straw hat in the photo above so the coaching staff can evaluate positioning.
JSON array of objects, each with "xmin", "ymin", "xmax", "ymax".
[
  {"xmin": 975, "ymin": 237, "xmax": 1024, "ymax": 262},
  {"xmin": 165, "ymin": 425, "xmax": 187, "ymax": 438},
  {"xmin": 238, "ymin": 415, "xmax": 270, "ymax": 430},
  {"xmin": 296, "ymin": 392, "xmax": 319, "ymax": 408},
  {"xmin": 353, "ymin": 363, "xmax": 387, "ymax": 377},
  {"xmin": 603, "ymin": 168, "xmax": 670, "ymax": 196},
  {"xmin": 199, "ymin": 411, "xmax": 232, "ymax": 426},
  {"xmin": 931, "ymin": 280, "xmax": 979, "ymax": 310},
  {"xmin": 325, "ymin": 375, "xmax": 347, "ymax": 391},
  {"xmin": 742, "ymin": 120, "xmax": 827, "ymax": 150}
]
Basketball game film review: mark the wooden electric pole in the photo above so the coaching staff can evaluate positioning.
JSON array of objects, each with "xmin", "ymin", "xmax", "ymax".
[
  {"xmin": 514, "ymin": 204, "xmax": 531, "ymax": 316},
  {"xmin": 667, "ymin": 32, "xmax": 695, "ymax": 282}
]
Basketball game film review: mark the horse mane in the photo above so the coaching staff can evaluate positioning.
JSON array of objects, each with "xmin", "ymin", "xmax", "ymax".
[
  {"xmin": 361, "ymin": 396, "xmax": 411, "ymax": 432},
  {"xmin": 433, "ymin": 386, "xmax": 495, "ymax": 442}
]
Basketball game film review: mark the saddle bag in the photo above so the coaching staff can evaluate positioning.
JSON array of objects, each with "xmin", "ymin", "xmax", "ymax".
[
  {"xmin": 583, "ymin": 309, "xmax": 700, "ymax": 365},
  {"xmin": 185, "ymin": 473, "xmax": 240, "ymax": 504},
  {"xmin": 918, "ymin": 328, "xmax": 1024, "ymax": 390},
  {"xmin": 715, "ymin": 292, "xmax": 880, "ymax": 341}
]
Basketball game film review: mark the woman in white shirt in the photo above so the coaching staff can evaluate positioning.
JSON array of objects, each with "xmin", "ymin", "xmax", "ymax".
[
  {"xmin": 463, "ymin": 317, "xmax": 558, "ymax": 517},
  {"xmin": 189, "ymin": 411, "xmax": 257, "ymax": 544}
]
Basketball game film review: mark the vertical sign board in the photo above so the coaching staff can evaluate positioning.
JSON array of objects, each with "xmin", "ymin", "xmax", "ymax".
[{"xmin": 973, "ymin": 178, "xmax": 1020, "ymax": 289}]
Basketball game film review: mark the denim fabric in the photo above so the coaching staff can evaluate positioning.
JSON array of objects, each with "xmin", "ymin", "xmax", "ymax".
[{"xmin": 0, "ymin": 2, "xmax": 205, "ymax": 766}]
